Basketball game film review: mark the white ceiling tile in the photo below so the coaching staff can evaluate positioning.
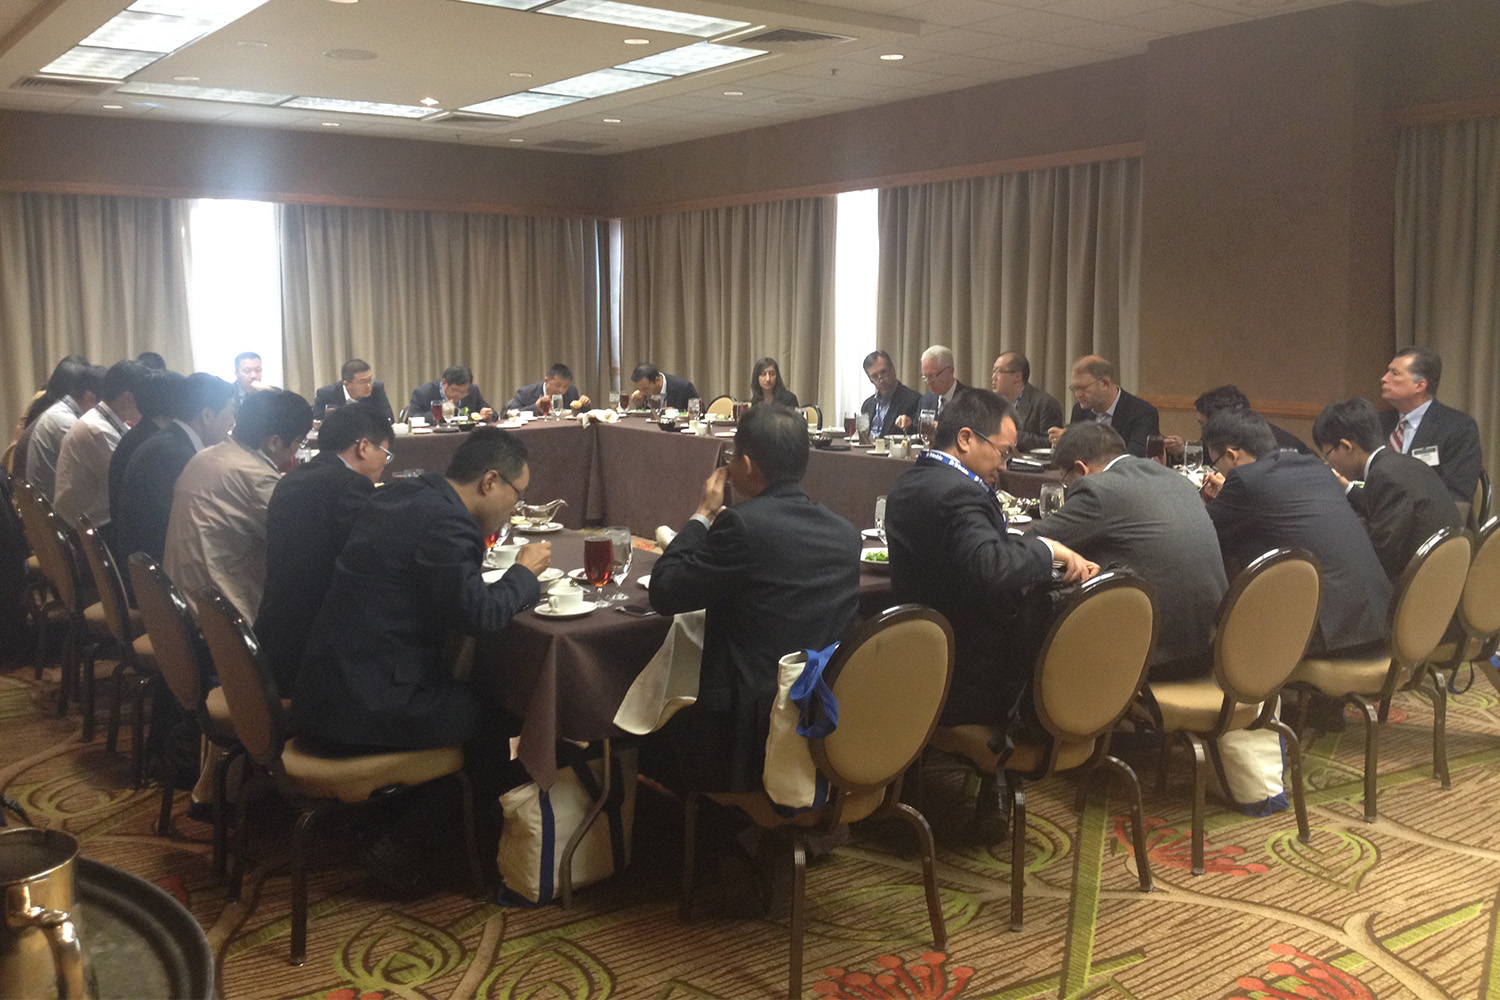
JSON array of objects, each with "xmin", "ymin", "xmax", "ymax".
[
  {"xmin": 905, "ymin": 27, "xmax": 1009, "ymax": 54},
  {"xmin": 1040, "ymin": 20, "xmax": 1160, "ymax": 52},
  {"xmin": 1115, "ymin": 1, "xmax": 1249, "ymax": 32},
  {"xmin": 1042, "ymin": 0, "xmax": 1179, "ymax": 19},
  {"xmin": 967, "ymin": 7, "xmax": 1098, "ymax": 38},
  {"xmin": 977, "ymin": 37, "xmax": 1099, "ymax": 62},
  {"xmin": 898, "ymin": 0, "xmax": 1028, "ymax": 28}
]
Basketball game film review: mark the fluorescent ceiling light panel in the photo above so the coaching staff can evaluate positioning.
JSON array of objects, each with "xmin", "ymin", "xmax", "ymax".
[
  {"xmin": 117, "ymin": 81, "xmax": 292, "ymax": 104},
  {"xmin": 130, "ymin": 0, "xmax": 268, "ymax": 18},
  {"xmin": 617, "ymin": 41, "xmax": 763, "ymax": 76},
  {"xmin": 81, "ymin": 10, "xmax": 215, "ymax": 53},
  {"xmin": 282, "ymin": 96, "xmax": 435, "ymax": 118},
  {"xmin": 536, "ymin": 67, "xmax": 668, "ymax": 98},
  {"xmin": 541, "ymin": 0, "xmax": 748, "ymax": 38},
  {"xmin": 41, "ymin": 47, "xmax": 161, "ymax": 79},
  {"xmin": 461, "ymin": 92, "xmax": 584, "ymax": 117},
  {"xmin": 449, "ymin": 0, "xmax": 549, "ymax": 8}
]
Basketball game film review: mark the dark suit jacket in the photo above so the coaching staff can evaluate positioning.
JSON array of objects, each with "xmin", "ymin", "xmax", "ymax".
[
  {"xmin": 313, "ymin": 381, "xmax": 394, "ymax": 423},
  {"xmin": 255, "ymin": 451, "xmax": 376, "ymax": 696},
  {"xmin": 1030, "ymin": 457, "xmax": 1226, "ymax": 670},
  {"xmin": 506, "ymin": 381, "xmax": 583, "ymax": 414},
  {"xmin": 1347, "ymin": 447, "xmax": 1462, "ymax": 581},
  {"xmin": 919, "ymin": 381, "xmax": 967, "ymax": 415},
  {"xmin": 649, "ymin": 482, "xmax": 860, "ymax": 793},
  {"xmin": 1012, "ymin": 382, "xmax": 1066, "ymax": 452},
  {"xmin": 1269, "ymin": 421, "xmax": 1314, "ymax": 455},
  {"xmin": 1380, "ymin": 401, "xmax": 1483, "ymax": 505},
  {"xmin": 292, "ymin": 472, "xmax": 539, "ymax": 750},
  {"xmin": 1069, "ymin": 387, "xmax": 1161, "ymax": 458},
  {"xmin": 115, "ymin": 422, "xmax": 196, "ymax": 566},
  {"xmin": 407, "ymin": 380, "xmax": 491, "ymax": 419},
  {"xmin": 108, "ymin": 420, "xmax": 160, "ymax": 533},
  {"xmin": 860, "ymin": 382, "xmax": 922, "ymax": 437},
  {"xmin": 1207, "ymin": 450, "xmax": 1391, "ymax": 653},
  {"xmin": 886, "ymin": 457, "xmax": 1055, "ymax": 726},
  {"xmin": 659, "ymin": 373, "xmax": 699, "ymax": 410}
]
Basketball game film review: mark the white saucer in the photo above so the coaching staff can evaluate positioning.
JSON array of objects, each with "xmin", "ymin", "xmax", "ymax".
[
  {"xmin": 1008, "ymin": 514, "xmax": 1033, "ymax": 525},
  {"xmin": 861, "ymin": 528, "xmax": 885, "ymax": 540},
  {"xmin": 536, "ymin": 567, "xmax": 564, "ymax": 583},
  {"xmin": 534, "ymin": 600, "xmax": 598, "ymax": 619},
  {"xmin": 515, "ymin": 521, "xmax": 564, "ymax": 534}
]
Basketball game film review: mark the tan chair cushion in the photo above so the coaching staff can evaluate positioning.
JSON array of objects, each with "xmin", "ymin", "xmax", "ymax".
[
  {"xmin": 83, "ymin": 602, "xmax": 143, "ymax": 640},
  {"xmin": 1147, "ymin": 678, "xmax": 1262, "ymax": 734},
  {"xmin": 1007, "ymin": 737, "xmax": 1096, "ymax": 774},
  {"xmin": 708, "ymin": 787, "xmax": 887, "ymax": 829},
  {"xmin": 26, "ymin": 554, "xmax": 41, "ymax": 576},
  {"xmin": 132, "ymin": 634, "xmax": 156, "ymax": 671},
  {"xmin": 1430, "ymin": 638, "xmax": 1483, "ymax": 664},
  {"xmin": 1289, "ymin": 656, "xmax": 1394, "ymax": 698},
  {"xmin": 202, "ymin": 687, "xmax": 239, "ymax": 743},
  {"xmin": 280, "ymin": 739, "xmax": 464, "ymax": 804}
]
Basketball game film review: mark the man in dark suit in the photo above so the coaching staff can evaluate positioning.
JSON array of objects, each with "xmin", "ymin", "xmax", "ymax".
[
  {"xmin": 1050, "ymin": 355, "xmax": 1160, "ymax": 458},
  {"xmin": 1165, "ymin": 384, "xmax": 1313, "ymax": 460},
  {"xmin": 917, "ymin": 345, "xmax": 966, "ymax": 414},
  {"xmin": 991, "ymin": 351, "xmax": 1064, "ymax": 452},
  {"xmin": 886, "ymin": 391, "xmax": 1096, "ymax": 728},
  {"xmin": 407, "ymin": 364, "xmax": 494, "ymax": 422},
  {"xmin": 1314, "ymin": 397, "xmax": 1461, "ymax": 581},
  {"xmin": 649, "ymin": 404, "xmax": 861, "ymax": 793},
  {"xmin": 1202, "ymin": 408, "xmax": 1391, "ymax": 654},
  {"xmin": 256, "ymin": 402, "xmax": 392, "ymax": 696},
  {"xmin": 312, "ymin": 358, "xmax": 395, "ymax": 423},
  {"xmin": 627, "ymin": 363, "xmax": 699, "ymax": 410},
  {"xmin": 506, "ymin": 363, "xmax": 590, "ymax": 415},
  {"xmin": 859, "ymin": 349, "xmax": 922, "ymax": 437},
  {"xmin": 1379, "ymin": 346, "xmax": 1482, "ymax": 510},
  {"xmin": 1031, "ymin": 423, "xmax": 1227, "ymax": 678},
  {"xmin": 108, "ymin": 369, "xmax": 181, "ymax": 549},
  {"xmin": 114, "ymin": 373, "xmax": 236, "ymax": 566},
  {"xmin": 293, "ymin": 428, "xmax": 549, "ymax": 753}
]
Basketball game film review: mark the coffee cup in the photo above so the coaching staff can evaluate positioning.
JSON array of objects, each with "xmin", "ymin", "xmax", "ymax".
[
  {"xmin": 391, "ymin": 422, "xmax": 411, "ymax": 437},
  {"xmin": 548, "ymin": 580, "xmax": 586, "ymax": 613},
  {"xmin": 872, "ymin": 438, "xmax": 889, "ymax": 455},
  {"xmin": 487, "ymin": 542, "xmax": 522, "ymax": 569}
]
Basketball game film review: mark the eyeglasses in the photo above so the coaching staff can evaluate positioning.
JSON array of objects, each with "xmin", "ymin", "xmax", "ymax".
[
  {"xmin": 920, "ymin": 365, "xmax": 953, "ymax": 384},
  {"xmin": 972, "ymin": 430, "xmax": 1014, "ymax": 461},
  {"xmin": 991, "ymin": 367, "xmax": 1019, "ymax": 376},
  {"xmin": 1204, "ymin": 447, "xmax": 1224, "ymax": 470},
  {"xmin": 367, "ymin": 440, "xmax": 394, "ymax": 465},
  {"xmin": 500, "ymin": 472, "xmax": 527, "ymax": 507},
  {"xmin": 866, "ymin": 367, "xmax": 894, "ymax": 384},
  {"xmin": 1068, "ymin": 377, "xmax": 1101, "ymax": 396}
]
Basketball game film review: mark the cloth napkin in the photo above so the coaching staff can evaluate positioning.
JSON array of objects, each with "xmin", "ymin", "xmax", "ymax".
[
  {"xmin": 579, "ymin": 408, "xmax": 620, "ymax": 426},
  {"xmin": 612, "ymin": 609, "xmax": 705, "ymax": 734}
]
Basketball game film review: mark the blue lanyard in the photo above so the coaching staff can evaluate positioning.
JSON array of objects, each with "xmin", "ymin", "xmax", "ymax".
[{"xmin": 920, "ymin": 449, "xmax": 992, "ymax": 490}]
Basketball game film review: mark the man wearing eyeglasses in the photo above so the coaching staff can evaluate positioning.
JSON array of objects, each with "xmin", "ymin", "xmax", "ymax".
[
  {"xmin": 886, "ymin": 390, "xmax": 1096, "ymax": 733},
  {"xmin": 257, "ymin": 401, "xmax": 396, "ymax": 697},
  {"xmin": 313, "ymin": 358, "xmax": 395, "ymax": 423},
  {"xmin": 1048, "ymin": 355, "xmax": 1160, "ymax": 458},
  {"xmin": 917, "ymin": 345, "xmax": 965, "ymax": 415},
  {"xmin": 991, "ymin": 351, "xmax": 1063, "ymax": 452},
  {"xmin": 859, "ymin": 349, "xmax": 923, "ymax": 436}
]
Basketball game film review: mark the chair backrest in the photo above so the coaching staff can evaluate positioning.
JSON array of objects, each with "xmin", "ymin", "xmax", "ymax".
[
  {"xmin": 128, "ymin": 554, "xmax": 204, "ymax": 712},
  {"xmin": 75, "ymin": 515, "xmax": 134, "ymax": 646},
  {"xmin": 1033, "ymin": 571, "xmax": 1156, "ymax": 743},
  {"xmin": 1389, "ymin": 527, "xmax": 1471, "ymax": 666},
  {"xmin": 13, "ymin": 481, "xmax": 82, "ymax": 612},
  {"xmin": 801, "ymin": 404, "xmax": 822, "ymax": 429},
  {"xmin": 1214, "ymin": 548, "xmax": 1322, "ymax": 703},
  {"xmin": 705, "ymin": 395, "xmax": 735, "ymax": 418},
  {"xmin": 194, "ymin": 585, "xmax": 287, "ymax": 770},
  {"xmin": 1457, "ymin": 517, "xmax": 1500, "ymax": 639},
  {"xmin": 812, "ymin": 605, "xmax": 954, "ymax": 792},
  {"xmin": 1472, "ymin": 469, "xmax": 1492, "ymax": 530}
]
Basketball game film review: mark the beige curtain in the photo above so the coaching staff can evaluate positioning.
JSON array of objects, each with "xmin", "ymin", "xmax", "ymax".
[
  {"xmin": 620, "ymin": 198, "xmax": 836, "ymax": 409},
  {"xmin": 0, "ymin": 193, "xmax": 191, "ymax": 433},
  {"xmin": 876, "ymin": 158, "xmax": 1141, "ymax": 402},
  {"xmin": 278, "ymin": 206, "xmax": 609, "ymax": 412},
  {"xmin": 1395, "ymin": 117, "xmax": 1500, "ymax": 470}
]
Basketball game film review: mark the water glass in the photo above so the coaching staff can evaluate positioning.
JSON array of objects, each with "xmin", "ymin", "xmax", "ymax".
[
  {"xmin": 687, "ymin": 397, "xmax": 702, "ymax": 420},
  {"xmin": 606, "ymin": 526, "xmax": 633, "ymax": 604},
  {"xmin": 874, "ymin": 495, "xmax": 887, "ymax": 545},
  {"xmin": 551, "ymin": 393, "xmax": 565, "ymax": 418},
  {"xmin": 648, "ymin": 393, "xmax": 665, "ymax": 421},
  {"xmin": 1146, "ymin": 434, "xmax": 1166, "ymax": 465},
  {"xmin": 918, "ymin": 409, "xmax": 938, "ymax": 448},
  {"xmin": 1183, "ymin": 441, "xmax": 1204, "ymax": 470},
  {"xmin": 1039, "ymin": 483, "xmax": 1065, "ymax": 517}
]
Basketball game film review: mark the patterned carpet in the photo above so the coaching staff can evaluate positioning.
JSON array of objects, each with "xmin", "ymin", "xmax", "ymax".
[{"xmin": 3, "ymin": 656, "xmax": 1500, "ymax": 1000}]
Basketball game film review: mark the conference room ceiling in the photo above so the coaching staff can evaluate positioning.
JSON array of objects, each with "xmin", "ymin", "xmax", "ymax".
[{"xmin": 0, "ymin": 0, "xmax": 1429, "ymax": 155}]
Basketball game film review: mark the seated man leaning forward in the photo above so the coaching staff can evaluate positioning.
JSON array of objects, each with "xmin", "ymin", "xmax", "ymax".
[
  {"xmin": 887, "ymin": 389, "xmax": 1097, "ymax": 730},
  {"xmin": 626, "ymin": 363, "xmax": 699, "ymax": 411},
  {"xmin": 649, "ymin": 404, "xmax": 861, "ymax": 794},
  {"xmin": 292, "ymin": 427, "xmax": 550, "ymax": 759},
  {"xmin": 1030, "ymin": 422, "xmax": 1227, "ymax": 680},
  {"xmin": 408, "ymin": 364, "xmax": 495, "ymax": 422},
  {"xmin": 506, "ymin": 362, "xmax": 591, "ymax": 415}
]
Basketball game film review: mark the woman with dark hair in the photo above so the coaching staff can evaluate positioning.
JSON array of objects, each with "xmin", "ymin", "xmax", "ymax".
[
  {"xmin": 7, "ymin": 355, "xmax": 90, "ymax": 475},
  {"xmin": 749, "ymin": 357, "xmax": 799, "ymax": 408}
]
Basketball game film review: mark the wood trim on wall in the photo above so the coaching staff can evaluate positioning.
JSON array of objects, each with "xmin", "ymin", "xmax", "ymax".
[
  {"xmin": 610, "ymin": 141, "xmax": 1147, "ymax": 218},
  {"xmin": 1387, "ymin": 95, "xmax": 1500, "ymax": 127},
  {"xmin": 1142, "ymin": 395, "xmax": 1330, "ymax": 421}
]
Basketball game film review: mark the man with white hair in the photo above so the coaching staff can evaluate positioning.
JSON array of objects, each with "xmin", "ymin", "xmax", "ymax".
[{"xmin": 917, "ymin": 345, "xmax": 965, "ymax": 414}]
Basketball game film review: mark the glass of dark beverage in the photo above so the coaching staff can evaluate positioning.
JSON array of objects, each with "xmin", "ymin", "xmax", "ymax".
[
  {"xmin": 844, "ymin": 413, "xmax": 857, "ymax": 438},
  {"xmin": 536, "ymin": 395, "xmax": 552, "ymax": 417},
  {"xmin": 648, "ymin": 394, "xmax": 665, "ymax": 421},
  {"xmin": 1146, "ymin": 435, "xmax": 1166, "ymax": 464},
  {"xmin": 918, "ymin": 408, "xmax": 938, "ymax": 448},
  {"xmin": 583, "ymin": 536, "xmax": 613, "ymax": 601},
  {"xmin": 430, "ymin": 401, "xmax": 444, "ymax": 424}
]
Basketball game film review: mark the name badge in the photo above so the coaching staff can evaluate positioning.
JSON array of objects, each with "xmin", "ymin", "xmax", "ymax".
[{"xmin": 1412, "ymin": 445, "xmax": 1440, "ymax": 468}]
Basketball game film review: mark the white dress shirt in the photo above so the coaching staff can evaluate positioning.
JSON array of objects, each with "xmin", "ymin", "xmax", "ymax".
[
  {"xmin": 53, "ymin": 401, "xmax": 129, "ymax": 529},
  {"xmin": 25, "ymin": 397, "xmax": 83, "ymax": 502}
]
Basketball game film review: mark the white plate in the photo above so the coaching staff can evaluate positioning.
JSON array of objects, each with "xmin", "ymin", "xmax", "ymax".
[
  {"xmin": 861, "ymin": 528, "xmax": 885, "ymax": 540},
  {"xmin": 1027, "ymin": 448, "xmax": 1053, "ymax": 457},
  {"xmin": 534, "ymin": 600, "xmax": 598, "ymax": 619},
  {"xmin": 536, "ymin": 567, "xmax": 564, "ymax": 583},
  {"xmin": 1008, "ymin": 514, "xmax": 1033, "ymax": 525},
  {"xmin": 513, "ymin": 521, "xmax": 564, "ymax": 534},
  {"xmin": 637, "ymin": 574, "xmax": 650, "ymax": 588},
  {"xmin": 860, "ymin": 548, "xmax": 891, "ymax": 571}
]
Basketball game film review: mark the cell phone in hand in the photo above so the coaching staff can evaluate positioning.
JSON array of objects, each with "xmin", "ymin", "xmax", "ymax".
[{"xmin": 617, "ymin": 603, "xmax": 658, "ymax": 617}]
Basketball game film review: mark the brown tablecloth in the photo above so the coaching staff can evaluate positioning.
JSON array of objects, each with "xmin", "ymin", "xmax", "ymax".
[{"xmin": 593, "ymin": 418, "xmax": 726, "ymax": 537}]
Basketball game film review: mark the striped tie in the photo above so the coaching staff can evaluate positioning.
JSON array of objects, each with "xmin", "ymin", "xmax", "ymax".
[{"xmin": 1389, "ymin": 418, "xmax": 1406, "ymax": 453}]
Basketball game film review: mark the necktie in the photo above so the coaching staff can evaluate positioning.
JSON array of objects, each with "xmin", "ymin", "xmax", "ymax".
[{"xmin": 1389, "ymin": 418, "xmax": 1406, "ymax": 453}]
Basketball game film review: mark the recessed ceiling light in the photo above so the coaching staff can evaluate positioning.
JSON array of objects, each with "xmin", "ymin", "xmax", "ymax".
[
  {"xmin": 462, "ymin": 92, "xmax": 583, "ymax": 117},
  {"xmin": 509, "ymin": 71, "xmax": 533, "ymax": 78},
  {"xmin": 172, "ymin": 75, "xmax": 199, "ymax": 81},
  {"xmin": 616, "ymin": 41, "xmax": 765, "ymax": 77},
  {"xmin": 623, "ymin": 37, "xmax": 649, "ymax": 45},
  {"xmin": 879, "ymin": 53, "xmax": 903, "ymax": 61},
  {"xmin": 452, "ymin": 0, "xmax": 548, "ymax": 9},
  {"xmin": 722, "ymin": 90, "xmax": 743, "ymax": 96},
  {"xmin": 283, "ymin": 96, "xmax": 432, "ymax": 117},
  {"xmin": 321, "ymin": 121, "xmax": 340, "ymax": 126},
  {"xmin": 102, "ymin": 104, "xmax": 124, "ymax": 109},
  {"xmin": 508, "ymin": 137, "xmax": 525, "ymax": 142},
  {"xmin": 541, "ymin": 0, "xmax": 748, "ymax": 39},
  {"xmin": 117, "ymin": 81, "xmax": 292, "ymax": 104},
  {"xmin": 534, "ymin": 66, "xmax": 666, "ymax": 99},
  {"xmin": 41, "ymin": 48, "xmax": 161, "ymax": 79},
  {"xmin": 328, "ymin": 0, "xmax": 358, "ymax": 4},
  {"xmin": 237, "ymin": 40, "xmax": 268, "ymax": 48},
  {"xmin": 420, "ymin": 97, "xmax": 440, "ymax": 106},
  {"xmin": 602, "ymin": 117, "xmax": 621, "ymax": 123}
]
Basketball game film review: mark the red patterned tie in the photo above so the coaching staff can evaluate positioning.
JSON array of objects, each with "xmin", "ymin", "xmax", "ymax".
[{"xmin": 1389, "ymin": 418, "xmax": 1405, "ymax": 453}]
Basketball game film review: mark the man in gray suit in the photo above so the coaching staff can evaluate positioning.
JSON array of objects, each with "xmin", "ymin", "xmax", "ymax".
[
  {"xmin": 1030, "ymin": 422, "xmax": 1228, "ymax": 679},
  {"xmin": 991, "ymin": 351, "xmax": 1063, "ymax": 452}
]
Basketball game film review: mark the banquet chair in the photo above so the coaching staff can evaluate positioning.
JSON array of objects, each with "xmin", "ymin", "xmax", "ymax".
[
  {"xmin": 75, "ymin": 516, "xmax": 155, "ymax": 784},
  {"xmin": 927, "ymin": 570, "xmax": 1157, "ymax": 930},
  {"xmin": 1471, "ymin": 470, "xmax": 1492, "ymax": 531},
  {"xmin": 706, "ymin": 394, "xmax": 735, "ymax": 418},
  {"xmin": 13, "ymin": 480, "xmax": 91, "ymax": 718},
  {"xmin": 680, "ymin": 604, "xmax": 954, "ymax": 1000},
  {"xmin": 129, "ymin": 554, "xmax": 240, "ymax": 875},
  {"xmin": 1286, "ymin": 527, "xmax": 1471, "ymax": 822},
  {"xmin": 194, "ymin": 586, "xmax": 484, "ymax": 966},
  {"xmin": 0, "ymin": 468, "xmax": 54, "ymax": 677},
  {"xmin": 1132, "ymin": 549, "xmax": 1320, "ymax": 875},
  {"xmin": 1431, "ymin": 517, "xmax": 1500, "ymax": 690},
  {"xmin": 800, "ymin": 404, "xmax": 822, "ymax": 429}
]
